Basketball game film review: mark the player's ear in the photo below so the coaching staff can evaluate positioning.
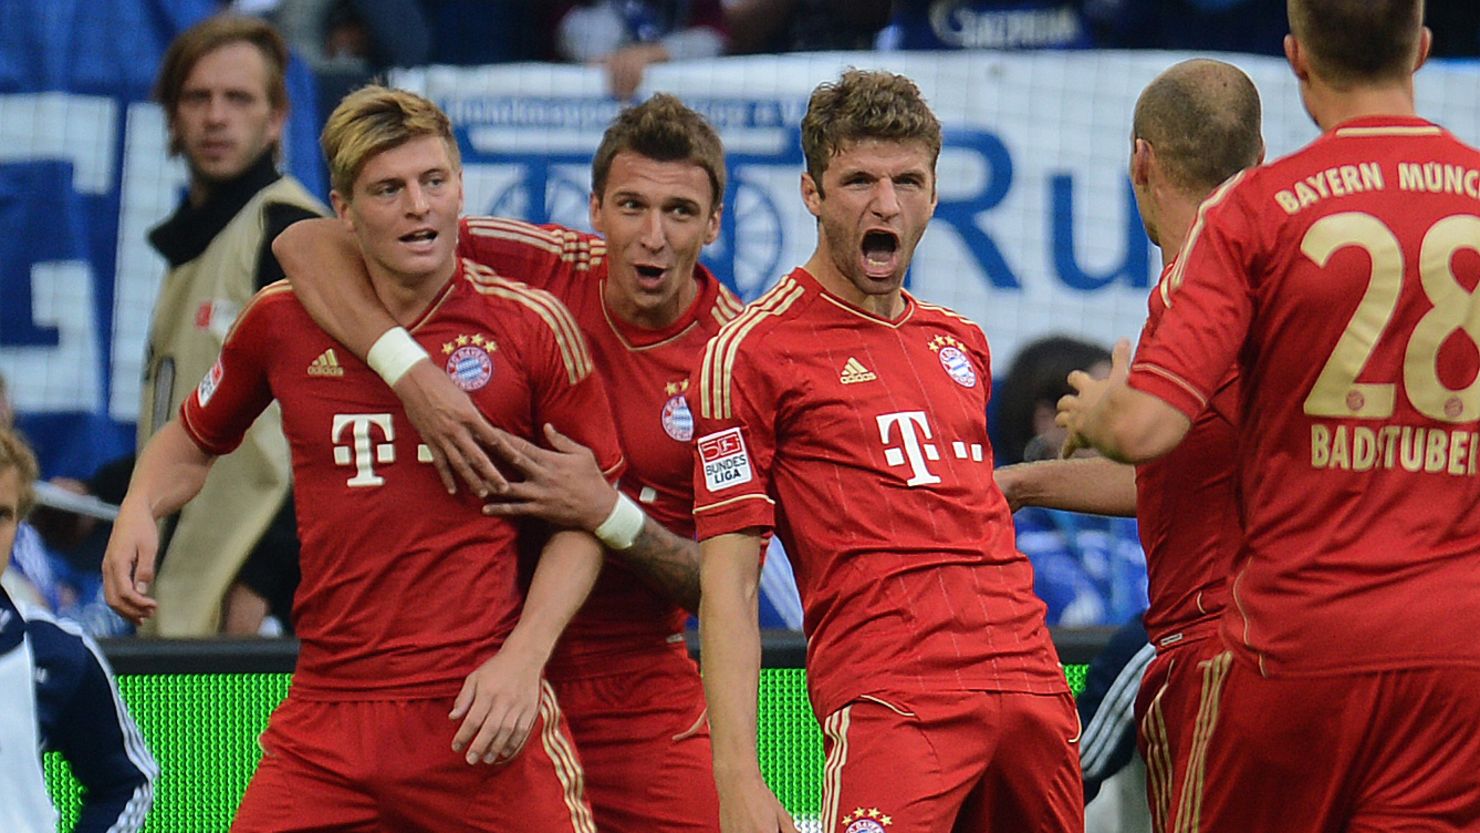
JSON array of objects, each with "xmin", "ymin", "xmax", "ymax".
[
  {"xmin": 1414, "ymin": 26, "xmax": 1433, "ymax": 73},
  {"xmin": 1284, "ymin": 34, "xmax": 1309, "ymax": 83},
  {"xmin": 1130, "ymin": 139, "xmax": 1152, "ymax": 187},
  {"xmin": 800, "ymin": 172, "xmax": 822, "ymax": 217},
  {"xmin": 330, "ymin": 190, "xmax": 355, "ymax": 232},
  {"xmin": 589, "ymin": 191, "xmax": 606, "ymax": 235},
  {"xmin": 704, "ymin": 202, "xmax": 722, "ymax": 246}
]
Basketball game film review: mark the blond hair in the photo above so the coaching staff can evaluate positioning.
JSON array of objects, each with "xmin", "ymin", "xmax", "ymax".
[
  {"xmin": 591, "ymin": 93, "xmax": 726, "ymax": 212},
  {"xmin": 321, "ymin": 85, "xmax": 460, "ymax": 197},
  {"xmin": 0, "ymin": 429, "xmax": 39, "ymax": 520},
  {"xmin": 800, "ymin": 69, "xmax": 942, "ymax": 195}
]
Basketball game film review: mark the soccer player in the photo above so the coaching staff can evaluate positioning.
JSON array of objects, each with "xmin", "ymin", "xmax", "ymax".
[
  {"xmin": 0, "ymin": 428, "xmax": 157, "ymax": 833},
  {"xmin": 272, "ymin": 93, "xmax": 737, "ymax": 832},
  {"xmin": 103, "ymin": 86, "xmax": 621, "ymax": 832},
  {"xmin": 693, "ymin": 69, "xmax": 1081, "ymax": 833},
  {"xmin": 996, "ymin": 58, "xmax": 1263, "ymax": 833},
  {"xmin": 1058, "ymin": 2, "xmax": 1480, "ymax": 830}
]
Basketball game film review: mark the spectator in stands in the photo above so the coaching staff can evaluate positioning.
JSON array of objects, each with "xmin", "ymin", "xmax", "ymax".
[
  {"xmin": 994, "ymin": 336, "xmax": 1146, "ymax": 627},
  {"xmin": 269, "ymin": 0, "xmax": 431, "ymax": 125},
  {"xmin": 420, "ymin": 1, "xmax": 555, "ymax": 64},
  {"xmin": 0, "ymin": 427, "xmax": 158, "ymax": 833},
  {"xmin": 1085, "ymin": 0, "xmax": 1287, "ymax": 55},
  {"xmin": 993, "ymin": 334, "xmax": 1110, "ymax": 466},
  {"xmin": 91, "ymin": 15, "xmax": 327, "ymax": 637},
  {"xmin": 724, "ymin": 0, "xmax": 892, "ymax": 53},
  {"xmin": 555, "ymin": 0, "xmax": 729, "ymax": 100},
  {"xmin": 878, "ymin": 0, "xmax": 1094, "ymax": 50}
]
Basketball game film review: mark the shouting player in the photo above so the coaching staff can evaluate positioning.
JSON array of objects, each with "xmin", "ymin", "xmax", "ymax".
[
  {"xmin": 104, "ymin": 86, "xmax": 620, "ymax": 832},
  {"xmin": 274, "ymin": 93, "xmax": 737, "ymax": 832},
  {"xmin": 996, "ymin": 58, "xmax": 1263, "ymax": 833},
  {"xmin": 1059, "ymin": 1, "xmax": 1480, "ymax": 830},
  {"xmin": 694, "ymin": 69, "xmax": 1081, "ymax": 833}
]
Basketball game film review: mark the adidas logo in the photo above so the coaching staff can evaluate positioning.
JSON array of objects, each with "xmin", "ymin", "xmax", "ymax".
[
  {"xmin": 840, "ymin": 357, "xmax": 877, "ymax": 385},
  {"xmin": 307, "ymin": 349, "xmax": 345, "ymax": 378}
]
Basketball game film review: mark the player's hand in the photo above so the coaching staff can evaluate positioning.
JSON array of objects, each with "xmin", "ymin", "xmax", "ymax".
[
  {"xmin": 717, "ymin": 776, "xmax": 800, "ymax": 833},
  {"xmin": 1056, "ymin": 338, "xmax": 1131, "ymax": 458},
  {"xmin": 101, "ymin": 499, "xmax": 160, "ymax": 625},
  {"xmin": 394, "ymin": 360, "xmax": 508, "ymax": 498},
  {"xmin": 449, "ymin": 648, "xmax": 542, "ymax": 765},
  {"xmin": 481, "ymin": 423, "xmax": 617, "ymax": 531}
]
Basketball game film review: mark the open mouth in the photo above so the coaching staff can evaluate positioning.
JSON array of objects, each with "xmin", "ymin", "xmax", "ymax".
[
  {"xmin": 634, "ymin": 264, "xmax": 667, "ymax": 282},
  {"xmin": 400, "ymin": 229, "xmax": 438, "ymax": 244},
  {"xmin": 861, "ymin": 230, "xmax": 900, "ymax": 276}
]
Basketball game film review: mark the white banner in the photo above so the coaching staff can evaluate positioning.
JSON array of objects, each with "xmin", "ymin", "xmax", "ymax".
[{"xmin": 396, "ymin": 51, "xmax": 1480, "ymax": 366}]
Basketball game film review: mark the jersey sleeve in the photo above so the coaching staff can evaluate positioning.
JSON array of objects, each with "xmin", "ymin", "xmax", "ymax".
[
  {"xmin": 458, "ymin": 216, "xmax": 602, "ymax": 295},
  {"xmin": 34, "ymin": 623, "xmax": 156, "ymax": 833},
  {"xmin": 1128, "ymin": 174, "xmax": 1258, "ymax": 420},
  {"xmin": 178, "ymin": 287, "xmax": 281, "ymax": 456},
  {"xmin": 522, "ymin": 291, "xmax": 625, "ymax": 480},
  {"xmin": 690, "ymin": 335, "xmax": 779, "ymax": 539}
]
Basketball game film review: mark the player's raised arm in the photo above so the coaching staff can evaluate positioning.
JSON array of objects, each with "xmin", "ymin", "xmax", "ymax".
[
  {"xmin": 273, "ymin": 218, "xmax": 506, "ymax": 497},
  {"xmin": 995, "ymin": 456, "xmax": 1138, "ymax": 516},
  {"xmin": 482, "ymin": 423, "xmax": 702, "ymax": 611},
  {"xmin": 102, "ymin": 421, "xmax": 217, "ymax": 624},
  {"xmin": 450, "ymin": 528, "xmax": 603, "ymax": 765},
  {"xmin": 701, "ymin": 530, "xmax": 798, "ymax": 833}
]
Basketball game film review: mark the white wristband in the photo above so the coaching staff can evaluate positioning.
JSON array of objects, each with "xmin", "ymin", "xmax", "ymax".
[
  {"xmin": 594, "ymin": 493, "xmax": 645, "ymax": 551},
  {"xmin": 366, "ymin": 327, "xmax": 429, "ymax": 387}
]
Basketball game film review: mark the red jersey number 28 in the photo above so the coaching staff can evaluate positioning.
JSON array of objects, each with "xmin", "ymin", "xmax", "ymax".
[{"xmin": 1301, "ymin": 211, "xmax": 1480, "ymax": 423}]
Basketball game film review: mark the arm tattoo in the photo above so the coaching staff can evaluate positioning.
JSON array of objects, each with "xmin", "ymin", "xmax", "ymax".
[{"xmin": 615, "ymin": 517, "xmax": 702, "ymax": 612}]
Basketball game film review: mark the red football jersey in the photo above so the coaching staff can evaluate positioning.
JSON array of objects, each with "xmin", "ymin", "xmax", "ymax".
[
  {"xmin": 459, "ymin": 216, "xmax": 744, "ymax": 677},
  {"xmin": 180, "ymin": 262, "xmax": 623, "ymax": 699},
  {"xmin": 1134, "ymin": 261, "xmax": 1241, "ymax": 647},
  {"xmin": 691, "ymin": 267, "xmax": 1066, "ymax": 719},
  {"xmin": 1128, "ymin": 116, "xmax": 1480, "ymax": 676}
]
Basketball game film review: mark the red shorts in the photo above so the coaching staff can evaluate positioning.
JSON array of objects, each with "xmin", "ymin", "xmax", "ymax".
[
  {"xmin": 230, "ymin": 683, "xmax": 594, "ymax": 833},
  {"xmin": 1135, "ymin": 630, "xmax": 1223, "ymax": 833},
  {"xmin": 1186, "ymin": 654, "xmax": 1480, "ymax": 833},
  {"xmin": 550, "ymin": 647, "xmax": 719, "ymax": 833},
  {"xmin": 818, "ymin": 689, "xmax": 1082, "ymax": 833}
]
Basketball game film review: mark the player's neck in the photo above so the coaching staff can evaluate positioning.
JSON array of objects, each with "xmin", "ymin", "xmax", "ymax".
[
  {"xmin": 604, "ymin": 272, "xmax": 699, "ymax": 331},
  {"xmin": 367, "ymin": 258, "xmax": 457, "ymax": 326},
  {"xmin": 803, "ymin": 249, "xmax": 906, "ymax": 320},
  {"xmin": 1308, "ymin": 79, "xmax": 1419, "ymax": 132},
  {"xmin": 1156, "ymin": 196, "xmax": 1200, "ymax": 265}
]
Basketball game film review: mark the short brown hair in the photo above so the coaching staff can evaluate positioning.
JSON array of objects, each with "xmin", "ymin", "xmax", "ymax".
[
  {"xmin": 591, "ymin": 93, "xmax": 726, "ymax": 212},
  {"xmin": 1289, "ymin": 0, "xmax": 1425, "ymax": 86},
  {"xmin": 1134, "ymin": 59, "xmax": 1263, "ymax": 194},
  {"xmin": 155, "ymin": 15, "xmax": 290, "ymax": 155},
  {"xmin": 321, "ymin": 85, "xmax": 460, "ymax": 197},
  {"xmin": 0, "ymin": 429, "xmax": 39, "ymax": 520},
  {"xmin": 800, "ymin": 69, "xmax": 942, "ymax": 194}
]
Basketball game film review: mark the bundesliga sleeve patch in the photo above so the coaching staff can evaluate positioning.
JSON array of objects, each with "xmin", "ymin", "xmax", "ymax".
[
  {"xmin": 698, "ymin": 427, "xmax": 753, "ymax": 492},
  {"xmin": 197, "ymin": 359, "xmax": 224, "ymax": 407}
]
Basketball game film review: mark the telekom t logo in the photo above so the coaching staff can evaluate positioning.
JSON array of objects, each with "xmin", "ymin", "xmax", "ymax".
[
  {"xmin": 877, "ymin": 411, "xmax": 943, "ymax": 486},
  {"xmin": 332, "ymin": 414, "xmax": 396, "ymax": 487}
]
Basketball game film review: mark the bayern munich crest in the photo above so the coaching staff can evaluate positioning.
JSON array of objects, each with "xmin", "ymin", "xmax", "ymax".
[
  {"xmin": 662, "ymin": 394, "xmax": 694, "ymax": 441},
  {"xmin": 442, "ymin": 334, "xmax": 498, "ymax": 391},
  {"xmin": 841, "ymin": 807, "xmax": 892, "ymax": 833},
  {"xmin": 929, "ymin": 334, "xmax": 977, "ymax": 388}
]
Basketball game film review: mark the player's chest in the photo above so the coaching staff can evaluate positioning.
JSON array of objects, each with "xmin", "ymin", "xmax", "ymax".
[
  {"xmin": 587, "ymin": 335, "xmax": 703, "ymax": 483},
  {"xmin": 777, "ymin": 331, "xmax": 993, "ymax": 481},
  {"xmin": 276, "ymin": 326, "xmax": 537, "ymax": 451}
]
